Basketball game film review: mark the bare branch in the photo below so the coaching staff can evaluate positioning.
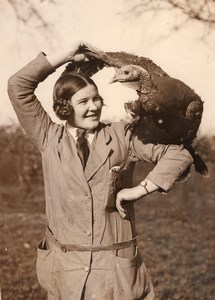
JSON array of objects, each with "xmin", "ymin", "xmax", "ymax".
[
  {"xmin": 6, "ymin": 0, "xmax": 56, "ymax": 28},
  {"xmin": 168, "ymin": 0, "xmax": 215, "ymax": 24},
  {"xmin": 123, "ymin": 0, "xmax": 215, "ymax": 26}
]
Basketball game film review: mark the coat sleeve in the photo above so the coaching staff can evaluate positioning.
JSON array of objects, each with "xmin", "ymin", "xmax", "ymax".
[
  {"xmin": 129, "ymin": 134, "xmax": 193, "ymax": 192},
  {"xmin": 7, "ymin": 52, "xmax": 60, "ymax": 152}
]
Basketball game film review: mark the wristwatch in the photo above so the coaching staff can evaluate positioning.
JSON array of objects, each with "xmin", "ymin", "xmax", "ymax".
[{"xmin": 139, "ymin": 180, "xmax": 150, "ymax": 194}]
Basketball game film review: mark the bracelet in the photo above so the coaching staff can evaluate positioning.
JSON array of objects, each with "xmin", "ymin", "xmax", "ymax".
[{"xmin": 139, "ymin": 180, "xmax": 150, "ymax": 194}]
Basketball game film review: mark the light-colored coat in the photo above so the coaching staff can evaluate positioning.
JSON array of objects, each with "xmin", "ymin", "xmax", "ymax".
[{"xmin": 8, "ymin": 53, "xmax": 193, "ymax": 300}]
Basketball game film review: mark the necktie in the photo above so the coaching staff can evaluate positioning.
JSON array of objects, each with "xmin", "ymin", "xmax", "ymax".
[{"xmin": 76, "ymin": 129, "xmax": 90, "ymax": 168}]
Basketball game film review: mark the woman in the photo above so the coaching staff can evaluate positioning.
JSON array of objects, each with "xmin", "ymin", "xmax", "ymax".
[{"xmin": 8, "ymin": 42, "xmax": 193, "ymax": 300}]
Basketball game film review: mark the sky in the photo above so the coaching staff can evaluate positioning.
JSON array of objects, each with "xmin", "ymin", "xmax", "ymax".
[{"xmin": 1, "ymin": 0, "xmax": 215, "ymax": 136}]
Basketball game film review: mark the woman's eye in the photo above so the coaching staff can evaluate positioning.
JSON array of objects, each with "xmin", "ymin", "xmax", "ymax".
[{"xmin": 79, "ymin": 99, "xmax": 88, "ymax": 104}]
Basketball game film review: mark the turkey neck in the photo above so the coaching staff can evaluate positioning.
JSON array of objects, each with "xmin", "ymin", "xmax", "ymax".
[{"xmin": 139, "ymin": 75, "xmax": 156, "ymax": 95}]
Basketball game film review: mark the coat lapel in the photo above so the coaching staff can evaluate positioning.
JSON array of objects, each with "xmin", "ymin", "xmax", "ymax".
[
  {"xmin": 85, "ymin": 124, "xmax": 112, "ymax": 182},
  {"xmin": 56, "ymin": 124, "xmax": 113, "ymax": 183},
  {"xmin": 56, "ymin": 127, "xmax": 86, "ymax": 182}
]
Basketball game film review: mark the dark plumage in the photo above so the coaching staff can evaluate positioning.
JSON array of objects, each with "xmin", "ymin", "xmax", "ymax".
[
  {"xmin": 63, "ymin": 45, "xmax": 209, "ymax": 177},
  {"xmin": 63, "ymin": 44, "xmax": 168, "ymax": 80}
]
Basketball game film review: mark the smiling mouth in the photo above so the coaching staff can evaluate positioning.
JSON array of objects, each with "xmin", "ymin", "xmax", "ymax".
[{"xmin": 85, "ymin": 113, "xmax": 99, "ymax": 119}]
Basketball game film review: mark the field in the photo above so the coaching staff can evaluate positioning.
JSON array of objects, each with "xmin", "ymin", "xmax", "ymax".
[{"xmin": 0, "ymin": 161, "xmax": 214, "ymax": 300}]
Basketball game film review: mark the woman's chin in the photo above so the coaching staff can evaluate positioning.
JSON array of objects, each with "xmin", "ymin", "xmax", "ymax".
[{"xmin": 81, "ymin": 119, "xmax": 100, "ymax": 130}]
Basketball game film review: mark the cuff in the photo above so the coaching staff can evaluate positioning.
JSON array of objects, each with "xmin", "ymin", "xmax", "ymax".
[
  {"xmin": 145, "ymin": 156, "xmax": 193, "ymax": 193},
  {"xmin": 34, "ymin": 52, "xmax": 56, "ymax": 81}
]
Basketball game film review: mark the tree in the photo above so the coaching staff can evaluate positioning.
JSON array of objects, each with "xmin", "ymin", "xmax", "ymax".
[
  {"xmin": 5, "ymin": 0, "xmax": 215, "ymax": 31},
  {"xmin": 123, "ymin": 0, "xmax": 215, "ymax": 31},
  {"xmin": 4, "ymin": 0, "xmax": 56, "ymax": 29},
  {"xmin": 0, "ymin": 0, "xmax": 59, "ymax": 48}
]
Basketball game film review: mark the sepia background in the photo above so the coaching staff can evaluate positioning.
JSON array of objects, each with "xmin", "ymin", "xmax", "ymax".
[{"xmin": 0, "ymin": 0, "xmax": 215, "ymax": 299}]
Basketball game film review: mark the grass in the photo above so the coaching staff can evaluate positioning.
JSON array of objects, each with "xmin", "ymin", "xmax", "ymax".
[{"xmin": 0, "ymin": 162, "xmax": 214, "ymax": 299}]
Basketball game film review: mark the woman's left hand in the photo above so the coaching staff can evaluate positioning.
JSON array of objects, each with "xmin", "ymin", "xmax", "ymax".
[
  {"xmin": 116, "ymin": 180, "xmax": 160, "ymax": 218},
  {"xmin": 116, "ymin": 186, "xmax": 146, "ymax": 219}
]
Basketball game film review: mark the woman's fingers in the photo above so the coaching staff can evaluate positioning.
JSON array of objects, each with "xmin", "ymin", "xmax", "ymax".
[
  {"xmin": 116, "ymin": 197, "xmax": 126, "ymax": 219},
  {"xmin": 72, "ymin": 53, "xmax": 86, "ymax": 62},
  {"xmin": 80, "ymin": 42, "xmax": 102, "ymax": 54},
  {"xmin": 68, "ymin": 41, "xmax": 101, "ymax": 61}
]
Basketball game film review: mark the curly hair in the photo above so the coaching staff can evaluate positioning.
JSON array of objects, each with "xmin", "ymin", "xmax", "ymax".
[{"xmin": 53, "ymin": 73, "xmax": 98, "ymax": 120}]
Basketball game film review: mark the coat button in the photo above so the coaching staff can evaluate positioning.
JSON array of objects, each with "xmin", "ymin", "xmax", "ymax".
[
  {"xmin": 84, "ymin": 266, "xmax": 89, "ymax": 272},
  {"xmin": 86, "ymin": 230, "xmax": 91, "ymax": 236}
]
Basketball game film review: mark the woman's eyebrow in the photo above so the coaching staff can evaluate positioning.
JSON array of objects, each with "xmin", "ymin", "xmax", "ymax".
[{"xmin": 77, "ymin": 98, "xmax": 88, "ymax": 103}]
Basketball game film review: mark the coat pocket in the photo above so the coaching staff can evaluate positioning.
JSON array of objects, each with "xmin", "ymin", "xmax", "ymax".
[
  {"xmin": 105, "ymin": 168, "xmax": 127, "ymax": 209},
  {"xmin": 36, "ymin": 239, "xmax": 55, "ymax": 294},
  {"xmin": 113, "ymin": 249, "xmax": 154, "ymax": 300}
]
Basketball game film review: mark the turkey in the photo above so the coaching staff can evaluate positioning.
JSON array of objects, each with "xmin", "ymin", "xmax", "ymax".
[
  {"xmin": 63, "ymin": 44, "xmax": 168, "ymax": 80},
  {"xmin": 63, "ymin": 44, "xmax": 209, "ymax": 177}
]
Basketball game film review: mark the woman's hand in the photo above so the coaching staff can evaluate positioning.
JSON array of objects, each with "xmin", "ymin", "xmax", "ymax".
[
  {"xmin": 68, "ymin": 41, "xmax": 101, "ymax": 62},
  {"xmin": 47, "ymin": 41, "xmax": 92, "ymax": 68},
  {"xmin": 65, "ymin": 41, "xmax": 88, "ymax": 62},
  {"xmin": 116, "ymin": 186, "xmax": 146, "ymax": 219},
  {"xmin": 116, "ymin": 180, "xmax": 159, "ymax": 218}
]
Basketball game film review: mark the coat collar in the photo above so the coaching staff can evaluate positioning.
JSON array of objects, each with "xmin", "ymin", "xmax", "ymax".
[
  {"xmin": 84, "ymin": 123, "xmax": 112, "ymax": 181},
  {"xmin": 56, "ymin": 126, "xmax": 86, "ymax": 184},
  {"xmin": 56, "ymin": 123, "xmax": 112, "ymax": 182}
]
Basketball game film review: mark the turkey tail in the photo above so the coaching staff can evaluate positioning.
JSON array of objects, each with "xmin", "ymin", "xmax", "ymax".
[{"xmin": 185, "ymin": 145, "xmax": 210, "ymax": 177}]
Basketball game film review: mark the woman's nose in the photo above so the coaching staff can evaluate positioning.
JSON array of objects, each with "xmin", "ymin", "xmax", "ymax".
[{"xmin": 88, "ymin": 99, "xmax": 98, "ymax": 110}]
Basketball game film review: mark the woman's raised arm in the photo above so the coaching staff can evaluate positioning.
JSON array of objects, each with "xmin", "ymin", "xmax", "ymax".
[{"xmin": 7, "ymin": 42, "xmax": 87, "ymax": 151}]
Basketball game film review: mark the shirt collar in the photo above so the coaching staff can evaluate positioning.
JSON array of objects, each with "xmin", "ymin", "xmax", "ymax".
[{"xmin": 66, "ymin": 123, "xmax": 95, "ymax": 144}]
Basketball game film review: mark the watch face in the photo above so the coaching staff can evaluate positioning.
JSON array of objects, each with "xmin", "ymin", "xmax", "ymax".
[
  {"xmin": 140, "ymin": 180, "xmax": 147, "ymax": 187},
  {"xmin": 139, "ymin": 180, "xmax": 149, "ymax": 194}
]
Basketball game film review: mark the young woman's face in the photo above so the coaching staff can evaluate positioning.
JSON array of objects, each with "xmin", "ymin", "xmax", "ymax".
[{"xmin": 68, "ymin": 84, "xmax": 103, "ymax": 130}]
